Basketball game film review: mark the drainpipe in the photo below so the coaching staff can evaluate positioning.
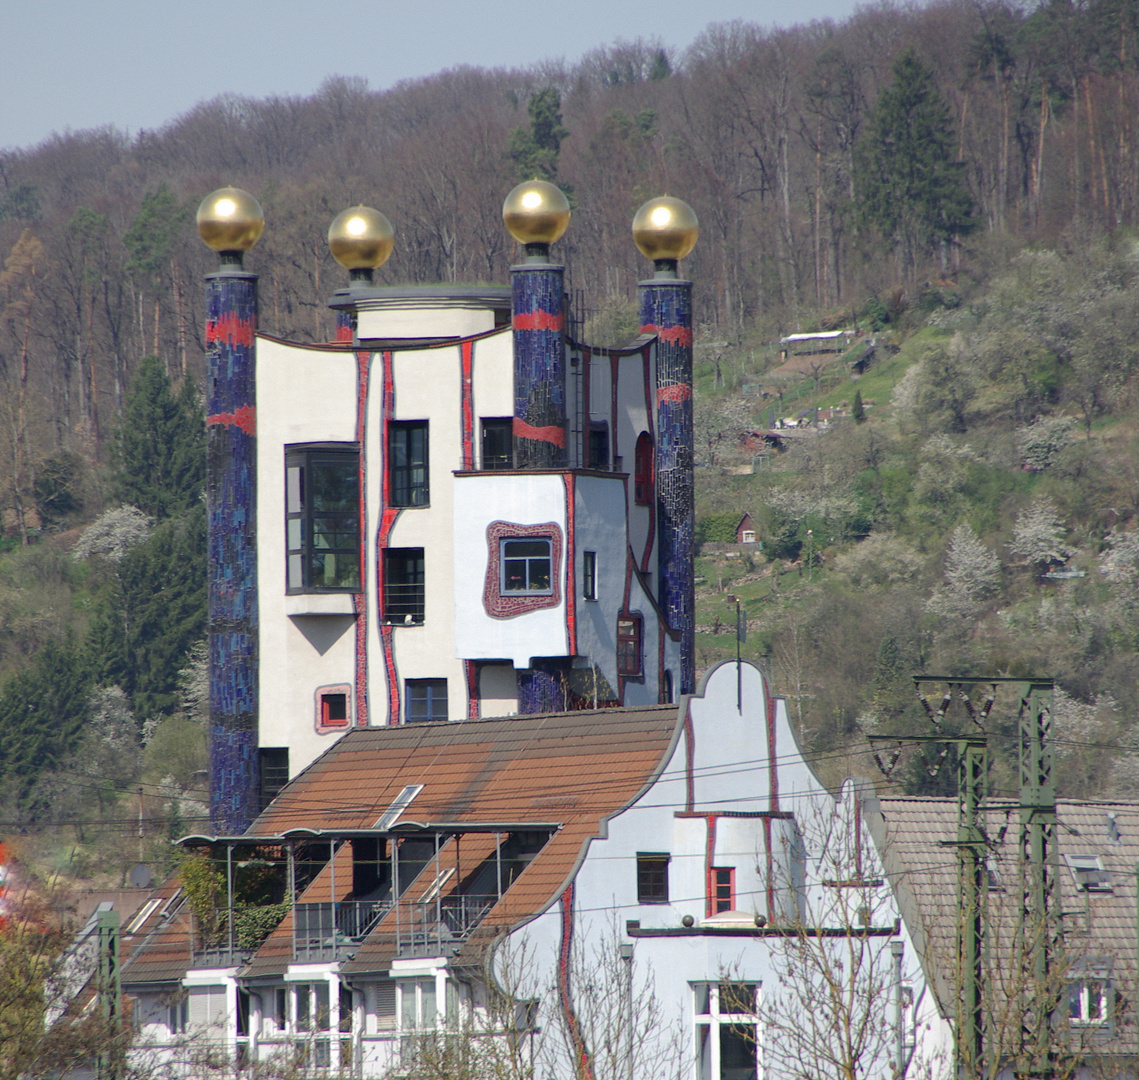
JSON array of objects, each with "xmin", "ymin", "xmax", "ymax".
[{"xmin": 891, "ymin": 938, "xmax": 905, "ymax": 1079}]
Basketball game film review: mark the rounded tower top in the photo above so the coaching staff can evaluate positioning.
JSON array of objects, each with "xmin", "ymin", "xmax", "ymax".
[
  {"xmin": 196, "ymin": 187, "xmax": 265, "ymax": 253},
  {"xmin": 328, "ymin": 205, "xmax": 394, "ymax": 271},
  {"xmin": 632, "ymin": 196, "xmax": 699, "ymax": 262},
  {"xmin": 502, "ymin": 180, "xmax": 571, "ymax": 246}
]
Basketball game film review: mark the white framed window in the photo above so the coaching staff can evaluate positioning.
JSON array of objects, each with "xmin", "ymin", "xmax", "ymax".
[
  {"xmin": 501, "ymin": 538, "xmax": 553, "ymax": 595},
  {"xmin": 694, "ymin": 982, "xmax": 759, "ymax": 1080},
  {"xmin": 1068, "ymin": 979, "xmax": 1108, "ymax": 1025}
]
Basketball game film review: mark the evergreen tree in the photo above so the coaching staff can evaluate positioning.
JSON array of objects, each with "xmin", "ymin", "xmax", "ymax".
[
  {"xmin": 113, "ymin": 354, "xmax": 205, "ymax": 518},
  {"xmin": 852, "ymin": 389, "xmax": 866, "ymax": 423},
  {"xmin": 87, "ymin": 504, "xmax": 207, "ymax": 721},
  {"xmin": 509, "ymin": 88, "xmax": 569, "ymax": 182},
  {"xmin": 0, "ymin": 638, "xmax": 93, "ymax": 808},
  {"xmin": 854, "ymin": 50, "xmax": 975, "ymax": 278}
]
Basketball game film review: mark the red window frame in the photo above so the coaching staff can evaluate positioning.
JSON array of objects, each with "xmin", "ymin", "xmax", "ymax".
[
  {"xmin": 708, "ymin": 866, "xmax": 735, "ymax": 915},
  {"xmin": 634, "ymin": 432, "xmax": 654, "ymax": 505},
  {"xmin": 616, "ymin": 613, "xmax": 643, "ymax": 677}
]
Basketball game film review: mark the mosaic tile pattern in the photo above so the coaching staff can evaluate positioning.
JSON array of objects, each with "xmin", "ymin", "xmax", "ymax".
[
  {"xmin": 517, "ymin": 658, "xmax": 572, "ymax": 714},
  {"xmin": 641, "ymin": 280, "xmax": 695, "ymax": 694},
  {"xmin": 511, "ymin": 265, "xmax": 567, "ymax": 469},
  {"xmin": 206, "ymin": 269, "xmax": 260, "ymax": 833}
]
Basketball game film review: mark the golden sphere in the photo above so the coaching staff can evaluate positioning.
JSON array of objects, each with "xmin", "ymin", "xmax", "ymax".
[
  {"xmin": 328, "ymin": 205, "xmax": 394, "ymax": 271},
  {"xmin": 196, "ymin": 187, "xmax": 265, "ymax": 253},
  {"xmin": 632, "ymin": 196, "xmax": 699, "ymax": 261},
  {"xmin": 502, "ymin": 180, "xmax": 571, "ymax": 246}
]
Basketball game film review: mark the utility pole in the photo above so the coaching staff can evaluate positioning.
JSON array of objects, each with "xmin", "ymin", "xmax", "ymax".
[{"xmin": 96, "ymin": 907, "xmax": 121, "ymax": 1079}]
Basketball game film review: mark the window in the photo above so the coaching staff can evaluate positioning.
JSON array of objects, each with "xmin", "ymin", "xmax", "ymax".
[
  {"xmin": 501, "ymin": 539, "xmax": 552, "ymax": 595},
  {"xmin": 481, "ymin": 418, "xmax": 513, "ymax": 470},
  {"xmin": 617, "ymin": 614, "xmax": 643, "ymax": 677},
  {"xmin": 286, "ymin": 447, "xmax": 360, "ymax": 592},
  {"xmin": 383, "ymin": 548, "xmax": 425, "ymax": 624},
  {"xmin": 259, "ymin": 748, "xmax": 289, "ymax": 812},
  {"xmin": 406, "ymin": 679, "xmax": 447, "ymax": 723},
  {"xmin": 663, "ymin": 671, "xmax": 674, "ymax": 704},
  {"xmin": 1065, "ymin": 854, "xmax": 1113, "ymax": 892},
  {"xmin": 588, "ymin": 422, "xmax": 609, "ymax": 469},
  {"xmin": 399, "ymin": 979, "xmax": 437, "ymax": 1031},
  {"xmin": 694, "ymin": 982, "xmax": 758, "ymax": 1080},
  {"xmin": 275, "ymin": 987, "xmax": 288, "ymax": 1031},
  {"xmin": 316, "ymin": 687, "xmax": 351, "ymax": 732},
  {"xmin": 1069, "ymin": 980, "xmax": 1107, "ymax": 1025},
  {"xmin": 169, "ymin": 996, "xmax": 189, "ymax": 1035},
  {"xmin": 582, "ymin": 551, "xmax": 597, "ymax": 601},
  {"xmin": 484, "ymin": 521, "xmax": 563, "ymax": 618},
  {"xmin": 708, "ymin": 867, "xmax": 736, "ymax": 914},
  {"xmin": 741, "ymin": 530, "xmax": 757, "ymax": 544},
  {"xmin": 389, "ymin": 422, "xmax": 429, "ymax": 507},
  {"xmin": 634, "ymin": 432, "xmax": 653, "ymax": 504},
  {"xmin": 637, "ymin": 853, "xmax": 670, "ymax": 904}
]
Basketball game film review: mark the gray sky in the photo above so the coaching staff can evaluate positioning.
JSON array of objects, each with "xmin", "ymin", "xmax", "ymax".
[{"xmin": 1, "ymin": 0, "xmax": 865, "ymax": 152}]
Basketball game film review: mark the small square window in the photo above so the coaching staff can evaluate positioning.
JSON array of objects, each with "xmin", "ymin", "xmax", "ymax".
[
  {"xmin": 709, "ymin": 867, "xmax": 735, "ymax": 914},
  {"xmin": 316, "ymin": 687, "xmax": 352, "ymax": 732},
  {"xmin": 1069, "ymin": 980, "xmax": 1107, "ymax": 1025},
  {"xmin": 617, "ymin": 614, "xmax": 643, "ymax": 677},
  {"xmin": 501, "ymin": 539, "xmax": 552, "ymax": 595},
  {"xmin": 582, "ymin": 551, "xmax": 597, "ymax": 601},
  {"xmin": 480, "ymin": 418, "xmax": 513, "ymax": 471},
  {"xmin": 637, "ymin": 853, "xmax": 670, "ymax": 904},
  {"xmin": 406, "ymin": 679, "xmax": 448, "ymax": 723}
]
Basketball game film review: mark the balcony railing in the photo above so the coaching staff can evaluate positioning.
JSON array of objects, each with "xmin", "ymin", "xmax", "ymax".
[
  {"xmin": 381, "ymin": 583, "xmax": 424, "ymax": 624},
  {"xmin": 396, "ymin": 893, "xmax": 496, "ymax": 958},
  {"xmin": 295, "ymin": 900, "xmax": 392, "ymax": 961}
]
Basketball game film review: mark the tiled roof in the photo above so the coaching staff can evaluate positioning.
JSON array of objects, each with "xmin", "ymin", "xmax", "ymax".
[
  {"xmin": 873, "ymin": 796, "xmax": 1139, "ymax": 1052},
  {"xmin": 127, "ymin": 705, "xmax": 681, "ymax": 984}
]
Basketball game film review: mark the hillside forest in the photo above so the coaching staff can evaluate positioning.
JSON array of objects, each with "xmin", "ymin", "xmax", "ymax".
[{"xmin": 3, "ymin": 0, "xmax": 1139, "ymax": 882}]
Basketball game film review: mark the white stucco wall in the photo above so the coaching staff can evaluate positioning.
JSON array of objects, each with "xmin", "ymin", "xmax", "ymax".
[{"xmin": 452, "ymin": 473, "xmax": 569, "ymax": 667}]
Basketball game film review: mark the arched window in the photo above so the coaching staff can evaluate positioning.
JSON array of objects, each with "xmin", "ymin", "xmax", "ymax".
[{"xmin": 634, "ymin": 432, "xmax": 653, "ymax": 505}]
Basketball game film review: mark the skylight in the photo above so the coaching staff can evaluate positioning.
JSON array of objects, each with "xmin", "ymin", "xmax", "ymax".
[
  {"xmin": 375, "ymin": 784, "xmax": 424, "ymax": 830},
  {"xmin": 1065, "ymin": 854, "xmax": 1113, "ymax": 892}
]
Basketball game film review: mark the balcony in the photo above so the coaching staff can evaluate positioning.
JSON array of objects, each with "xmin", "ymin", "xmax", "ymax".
[
  {"xmin": 396, "ymin": 893, "xmax": 497, "ymax": 958},
  {"xmin": 294, "ymin": 900, "xmax": 392, "ymax": 961}
]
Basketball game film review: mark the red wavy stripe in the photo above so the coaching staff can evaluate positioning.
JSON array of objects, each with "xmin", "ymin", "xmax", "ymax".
[
  {"xmin": 513, "ymin": 417, "xmax": 566, "ymax": 448},
  {"xmin": 206, "ymin": 312, "xmax": 255, "ymax": 348},
  {"xmin": 513, "ymin": 310, "xmax": 564, "ymax": 332},
  {"xmin": 656, "ymin": 384, "xmax": 691, "ymax": 405},
  {"xmin": 206, "ymin": 404, "xmax": 256, "ymax": 435},
  {"xmin": 659, "ymin": 324, "xmax": 693, "ymax": 346}
]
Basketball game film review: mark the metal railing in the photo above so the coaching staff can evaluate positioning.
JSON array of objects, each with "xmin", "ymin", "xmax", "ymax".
[
  {"xmin": 381, "ymin": 584, "xmax": 424, "ymax": 624},
  {"xmin": 396, "ymin": 893, "xmax": 496, "ymax": 957},
  {"xmin": 294, "ymin": 900, "xmax": 391, "ymax": 961}
]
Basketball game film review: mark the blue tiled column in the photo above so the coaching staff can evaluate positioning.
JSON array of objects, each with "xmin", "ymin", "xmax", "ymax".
[
  {"xmin": 511, "ymin": 263, "xmax": 567, "ymax": 469},
  {"xmin": 206, "ymin": 268, "xmax": 260, "ymax": 833},
  {"xmin": 641, "ymin": 278, "xmax": 695, "ymax": 694}
]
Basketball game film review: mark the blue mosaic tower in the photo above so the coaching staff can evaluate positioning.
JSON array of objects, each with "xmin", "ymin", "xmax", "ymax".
[
  {"xmin": 504, "ymin": 181, "xmax": 573, "ymax": 710},
  {"xmin": 635, "ymin": 197, "xmax": 699, "ymax": 695},
  {"xmin": 198, "ymin": 188, "xmax": 264, "ymax": 834},
  {"xmin": 504, "ymin": 181, "xmax": 570, "ymax": 471}
]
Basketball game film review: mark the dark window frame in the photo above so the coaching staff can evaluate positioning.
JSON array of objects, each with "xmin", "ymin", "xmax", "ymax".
[
  {"xmin": 480, "ymin": 417, "xmax": 513, "ymax": 471},
  {"xmin": 634, "ymin": 432, "xmax": 653, "ymax": 505},
  {"xmin": 588, "ymin": 422, "xmax": 610, "ymax": 470},
  {"xmin": 406, "ymin": 679, "xmax": 448, "ymax": 723},
  {"xmin": 617, "ymin": 613, "xmax": 644, "ymax": 677},
  {"xmin": 389, "ymin": 421, "xmax": 429, "ymax": 507},
  {"xmin": 285, "ymin": 445, "xmax": 361, "ymax": 594},
  {"xmin": 582, "ymin": 551, "xmax": 597, "ymax": 601},
  {"xmin": 637, "ymin": 852, "xmax": 670, "ymax": 904},
  {"xmin": 383, "ymin": 548, "xmax": 425, "ymax": 624}
]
